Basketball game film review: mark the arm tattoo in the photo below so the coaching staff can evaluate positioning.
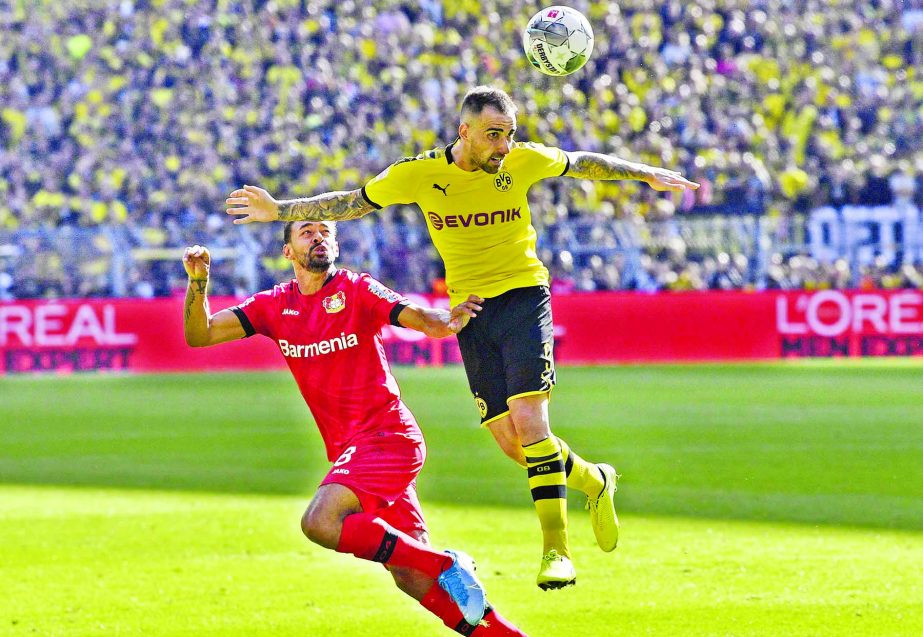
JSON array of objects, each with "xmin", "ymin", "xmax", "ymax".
[
  {"xmin": 185, "ymin": 280, "xmax": 208, "ymax": 321},
  {"xmin": 277, "ymin": 190, "xmax": 375, "ymax": 222},
  {"xmin": 565, "ymin": 151, "xmax": 652, "ymax": 181}
]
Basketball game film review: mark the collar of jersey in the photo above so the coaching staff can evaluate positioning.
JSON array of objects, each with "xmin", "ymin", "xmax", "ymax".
[{"xmin": 292, "ymin": 271, "xmax": 337, "ymax": 296}]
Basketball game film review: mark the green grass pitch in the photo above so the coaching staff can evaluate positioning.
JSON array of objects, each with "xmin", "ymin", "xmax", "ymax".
[{"xmin": 2, "ymin": 362, "xmax": 922, "ymax": 636}]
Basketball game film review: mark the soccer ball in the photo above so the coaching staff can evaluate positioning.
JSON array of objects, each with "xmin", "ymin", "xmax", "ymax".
[{"xmin": 522, "ymin": 6, "xmax": 594, "ymax": 77}]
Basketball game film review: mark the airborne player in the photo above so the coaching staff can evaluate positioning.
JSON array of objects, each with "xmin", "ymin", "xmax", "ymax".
[{"xmin": 226, "ymin": 86, "xmax": 699, "ymax": 589}]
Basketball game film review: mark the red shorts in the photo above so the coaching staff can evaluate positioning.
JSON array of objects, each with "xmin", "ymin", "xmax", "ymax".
[{"xmin": 320, "ymin": 432, "xmax": 428, "ymax": 536}]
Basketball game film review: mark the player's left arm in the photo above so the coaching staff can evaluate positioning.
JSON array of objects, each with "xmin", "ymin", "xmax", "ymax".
[
  {"xmin": 563, "ymin": 151, "xmax": 700, "ymax": 192},
  {"xmin": 396, "ymin": 295, "xmax": 484, "ymax": 338}
]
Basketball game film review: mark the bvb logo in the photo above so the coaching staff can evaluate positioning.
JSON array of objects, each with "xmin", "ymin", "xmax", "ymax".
[
  {"xmin": 493, "ymin": 171, "xmax": 513, "ymax": 192},
  {"xmin": 475, "ymin": 396, "xmax": 488, "ymax": 418}
]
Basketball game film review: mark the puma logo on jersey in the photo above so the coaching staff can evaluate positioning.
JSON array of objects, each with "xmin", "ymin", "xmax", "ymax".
[
  {"xmin": 432, "ymin": 183, "xmax": 450, "ymax": 196},
  {"xmin": 282, "ymin": 308, "xmax": 300, "ymax": 316}
]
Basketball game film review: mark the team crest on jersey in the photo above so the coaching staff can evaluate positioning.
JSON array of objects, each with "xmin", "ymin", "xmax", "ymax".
[
  {"xmin": 322, "ymin": 291, "xmax": 347, "ymax": 314},
  {"xmin": 474, "ymin": 396, "xmax": 488, "ymax": 418},
  {"xmin": 493, "ymin": 171, "xmax": 513, "ymax": 192}
]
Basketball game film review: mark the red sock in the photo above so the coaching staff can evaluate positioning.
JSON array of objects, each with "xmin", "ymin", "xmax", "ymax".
[
  {"xmin": 420, "ymin": 581, "xmax": 528, "ymax": 636},
  {"xmin": 336, "ymin": 512, "xmax": 451, "ymax": 579}
]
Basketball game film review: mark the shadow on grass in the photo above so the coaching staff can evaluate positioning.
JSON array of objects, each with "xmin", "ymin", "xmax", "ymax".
[
  {"xmin": 2, "ymin": 470, "xmax": 921, "ymax": 534},
  {"xmin": 2, "ymin": 367, "xmax": 922, "ymax": 533}
]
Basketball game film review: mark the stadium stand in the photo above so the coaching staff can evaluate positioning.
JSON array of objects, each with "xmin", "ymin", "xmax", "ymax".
[{"xmin": 1, "ymin": 0, "xmax": 922, "ymax": 298}]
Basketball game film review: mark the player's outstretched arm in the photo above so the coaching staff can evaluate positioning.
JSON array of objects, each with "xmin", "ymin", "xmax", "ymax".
[
  {"xmin": 564, "ymin": 151, "xmax": 700, "ymax": 192},
  {"xmin": 182, "ymin": 245, "xmax": 248, "ymax": 347},
  {"xmin": 225, "ymin": 185, "xmax": 376, "ymax": 225},
  {"xmin": 396, "ymin": 295, "xmax": 484, "ymax": 338}
]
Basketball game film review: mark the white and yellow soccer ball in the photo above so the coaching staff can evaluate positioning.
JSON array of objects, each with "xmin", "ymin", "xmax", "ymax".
[{"xmin": 522, "ymin": 6, "xmax": 594, "ymax": 76}]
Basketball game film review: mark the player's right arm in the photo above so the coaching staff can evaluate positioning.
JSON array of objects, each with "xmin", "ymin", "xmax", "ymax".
[
  {"xmin": 182, "ymin": 245, "xmax": 248, "ymax": 347},
  {"xmin": 225, "ymin": 185, "xmax": 376, "ymax": 225},
  {"xmin": 226, "ymin": 159, "xmax": 420, "ymax": 225}
]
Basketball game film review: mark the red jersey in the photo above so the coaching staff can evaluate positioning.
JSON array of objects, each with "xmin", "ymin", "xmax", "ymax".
[{"xmin": 231, "ymin": 270, "xmax": 420, "ymax": 461}]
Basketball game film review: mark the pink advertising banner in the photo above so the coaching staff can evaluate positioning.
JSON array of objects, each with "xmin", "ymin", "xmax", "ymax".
[{"xmin": 2, "ymin": 290, "xmax": 922, "ymax": 374}]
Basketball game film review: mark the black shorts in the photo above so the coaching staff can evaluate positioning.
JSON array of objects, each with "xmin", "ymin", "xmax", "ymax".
[{"xmin": 456, "ymin": 286, "xmax": 556, "ymax": 426}]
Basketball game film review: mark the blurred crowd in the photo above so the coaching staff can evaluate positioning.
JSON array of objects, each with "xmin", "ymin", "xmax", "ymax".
[{"xmin": 2, "ymin": 0, "xmax": 923, "ymax": 299}]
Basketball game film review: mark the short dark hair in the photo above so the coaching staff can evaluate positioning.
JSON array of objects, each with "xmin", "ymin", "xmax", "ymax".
[
  {"xmin": 283, "ymin": 220, "xmax": 296, "ymax": 244},
  {"xmin": 283, "ymin": 220, "xmax": 337, "ymax": 244},
  {"xmin": 460, "ymin": 86, "xmax": 517, "ymax": 119}
]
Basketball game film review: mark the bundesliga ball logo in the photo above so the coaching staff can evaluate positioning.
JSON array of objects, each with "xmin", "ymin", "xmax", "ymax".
[{"xmin": 522, "ymin": 6, "xmax": 594, "ymax": 77}]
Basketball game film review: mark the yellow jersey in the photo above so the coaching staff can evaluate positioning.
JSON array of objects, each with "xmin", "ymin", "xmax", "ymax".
[{"xmin": 362, "ymin": 141, "xmax": 569, "ymax": 306}]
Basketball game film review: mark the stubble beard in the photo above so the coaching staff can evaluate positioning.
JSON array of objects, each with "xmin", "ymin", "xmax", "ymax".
[
  {"xmin": 305, "ymin": 255, "xmax": 331, "ymax": 272},
  {"xmin": 296, "ymin": 247, "xmax": 333, "ymax": 273},
  {"xmin": 479, "ymin": 156, "xmax": 502, "ymax": 174}
]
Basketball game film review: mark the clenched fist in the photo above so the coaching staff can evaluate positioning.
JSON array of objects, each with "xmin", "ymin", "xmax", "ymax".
[{"xmin": 183, "ymin": 245, "xmax": 211, "ymax": 280}]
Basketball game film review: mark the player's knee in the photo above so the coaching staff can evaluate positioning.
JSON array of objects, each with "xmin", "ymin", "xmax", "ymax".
[
  {"xmin": 510, "ymin": 409, "xmax": 551, "ymax": 445},
  {"xmin": 299, "ymin": 508, "xmax": 319, "ymax": 540},
  {"xmin": 300, "ymin": 507, "xmax": 339, "ymax": 547}
]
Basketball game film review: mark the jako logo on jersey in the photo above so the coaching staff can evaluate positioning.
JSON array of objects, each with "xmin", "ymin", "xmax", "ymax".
[
  {"xmin": 322, "ymin": 291, "xmax": 346, "ymax": 313},
  {"xmin": 278, "ymin": 333, "xmax": 358, "ymax": 358},
  {"xmin": 427, "ymin": 208, "xmax": 522, "ymax": 231},
  {"xmin": 282, "ymin": 308, "xmax": 300, "ymax": 316}
]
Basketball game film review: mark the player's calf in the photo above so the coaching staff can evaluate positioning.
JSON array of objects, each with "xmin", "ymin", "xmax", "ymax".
[{"xmin": 389, "ymin": 565, "xmax": 433, "ymax": 600}]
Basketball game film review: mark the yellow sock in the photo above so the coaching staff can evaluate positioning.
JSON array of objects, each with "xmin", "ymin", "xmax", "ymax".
[
  {"xmin": 557, "ymin": 436, "xmax": 605, "ymax": 498},
  {"xmin": 523, "ymin": 437, "xmax": 569, "ymax": 557}
]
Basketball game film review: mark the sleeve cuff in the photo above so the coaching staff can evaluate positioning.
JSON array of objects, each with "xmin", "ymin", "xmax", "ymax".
[
  {"xmin": 360, "ymin": 186, "xmax": 382, "ymax": 210},
  {"xmin": 389, "ymin": 302, "xmax": 408, "ymax": 327},
  {"xmin": 230, "ymin": 307, "xmax": 256, "ymax": 337}
]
